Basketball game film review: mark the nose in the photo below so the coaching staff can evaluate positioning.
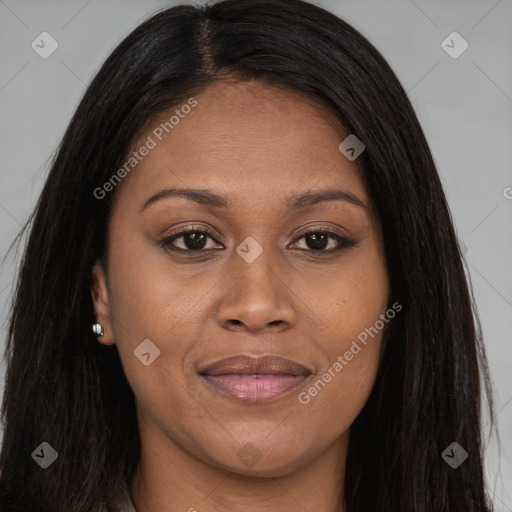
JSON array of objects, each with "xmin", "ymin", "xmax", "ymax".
[{"xmin": 215, "ymin": 251, "xmax": 297, "ymax": 334}]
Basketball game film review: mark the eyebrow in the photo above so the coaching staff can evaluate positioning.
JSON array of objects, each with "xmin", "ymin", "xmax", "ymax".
[{"xmin": 139, "ymin": 187, "xmax": 366, "ymax": 213}]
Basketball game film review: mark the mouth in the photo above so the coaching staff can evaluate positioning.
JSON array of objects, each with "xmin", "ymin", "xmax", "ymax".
[{"xmin": 198, "ymin": 355, "xmax": 312, "ymax": 402}]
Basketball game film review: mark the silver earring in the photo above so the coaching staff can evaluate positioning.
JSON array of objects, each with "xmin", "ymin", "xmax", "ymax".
[{"xmin": 92, "ymin": 322, "xmax": 105, "ymax": 338}]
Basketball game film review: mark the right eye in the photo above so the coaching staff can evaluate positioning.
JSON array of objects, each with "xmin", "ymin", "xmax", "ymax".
[{"xmin": 160, "ymin": 227, "xmax": 224, "ymax": 252}]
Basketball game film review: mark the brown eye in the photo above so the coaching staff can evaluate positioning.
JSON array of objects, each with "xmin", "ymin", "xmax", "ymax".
[
  {"xmin": 291, "ymin": 230, "xmax": 357, "ymax": 253},
  {"xmin": 304, "ymin": 232, "xmax": 330, "ymax": 250},
  {"xmin": 161, "ymin": 229, "xmax": 223, "ymax": 252},
  {"xmin": 179, "ymin": 232, "xmax": 208, "ymax": 250}
]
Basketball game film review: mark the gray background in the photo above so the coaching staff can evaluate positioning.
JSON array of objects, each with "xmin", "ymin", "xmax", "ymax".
[{"xmin": 1, "ymin": 0, "xmax": 511, "ymax": 508}]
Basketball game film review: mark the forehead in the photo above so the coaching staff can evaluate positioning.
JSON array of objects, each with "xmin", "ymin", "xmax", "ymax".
[{"xmin": 117, "ymin": 80, "xmax": 367, "ymax": 208}]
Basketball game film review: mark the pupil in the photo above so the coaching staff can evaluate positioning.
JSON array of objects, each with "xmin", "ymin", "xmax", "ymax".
[
  {"xmin": 307, "ymin": 233, "xmax": 327, "ymax": 250},
  {"xmin": 185, "ymin": 232, "xmax": 206, "ymax": 250}
]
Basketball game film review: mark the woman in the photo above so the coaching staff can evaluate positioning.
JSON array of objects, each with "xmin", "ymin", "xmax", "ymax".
[{"xmin": 0, "ymin": 0, "xmax": 495, "ymax": 510}]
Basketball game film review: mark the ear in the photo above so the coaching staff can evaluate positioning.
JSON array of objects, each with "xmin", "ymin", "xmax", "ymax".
[{"xmin": 90, "ymin": 260, "xmax": 115, "ymax": 345}]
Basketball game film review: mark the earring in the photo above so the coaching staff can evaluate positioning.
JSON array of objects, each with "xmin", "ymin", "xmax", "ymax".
[{"xmin": 92, "ymin": 322, "xmax": 105, "ymax": 338}]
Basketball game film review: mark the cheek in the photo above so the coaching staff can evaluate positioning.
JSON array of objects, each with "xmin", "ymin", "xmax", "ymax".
[
  {"xmin": 303, "ymin": 238, "xmax": 389, "ymax": 346},
  {"xmin": 297, "ymin": 346, "xmax": 381, "ymax": 440},
  {"xmin": 297, "ymin": 297, "xmax": 386, "ymax": 438},
  {"xmin": 296, "ymin": 241, "xmax": 388, "ymax": 422},
  {"xmin": 106, "ymin": 225, "xmax": 201, "ymax": 338},
  {"xmin": 104, "ymin": 227, "xmax": 196, "ymax": 384}
]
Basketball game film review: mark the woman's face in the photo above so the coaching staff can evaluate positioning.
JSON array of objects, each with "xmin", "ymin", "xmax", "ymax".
[{"xmin": 92, "ymin": 81, "xmax": 389, "ymax": 476}]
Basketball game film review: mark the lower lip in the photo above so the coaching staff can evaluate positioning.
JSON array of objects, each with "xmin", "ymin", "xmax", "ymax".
[{"xmin": 201, "ymin": 374, "xmax": 309, "ymax": 402}]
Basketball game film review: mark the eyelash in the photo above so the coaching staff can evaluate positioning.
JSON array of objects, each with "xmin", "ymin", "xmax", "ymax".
[{"xmin": 159, "ymin": 226, "xmax": 357, "ymax": 255}]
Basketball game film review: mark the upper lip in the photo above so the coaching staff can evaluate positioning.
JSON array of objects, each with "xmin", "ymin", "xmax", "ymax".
[{"xmin": 199, "ymin": 355, "xmax": 312, "ymax": 376}]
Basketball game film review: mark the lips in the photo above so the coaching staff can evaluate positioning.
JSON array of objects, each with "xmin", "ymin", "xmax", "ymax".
[
  {"xmin": 199, "ymin": 355, "xmax": 311, "ymax": 377},
  {"xmin": 199, "ymin": 355, "xmax": 312, "ymax": 402}
]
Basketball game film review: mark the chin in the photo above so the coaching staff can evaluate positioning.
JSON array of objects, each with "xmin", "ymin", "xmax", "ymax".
[{"xmin": 206, "ymin": 442, "xmax": 316, "ymax": 478}]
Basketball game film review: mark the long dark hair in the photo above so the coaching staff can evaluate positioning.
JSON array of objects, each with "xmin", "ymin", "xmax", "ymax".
[{"xmin": 0, "ymin": 0, "xmax": 495, "ymax": 510}]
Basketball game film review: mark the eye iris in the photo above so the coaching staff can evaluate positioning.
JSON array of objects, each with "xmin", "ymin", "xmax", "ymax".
[
  {"xmin": 306, "ymin": 232, "xmax": 328, "ymax": 250},
  {"xmin": 184, "ymin": 232, "xmax": 207, "ymax": 250}
]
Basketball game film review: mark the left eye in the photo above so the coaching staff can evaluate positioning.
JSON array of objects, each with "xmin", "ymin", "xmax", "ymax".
[{"xmin": 290, "ymin": 230, "xmax": 357, "ymax": 252}]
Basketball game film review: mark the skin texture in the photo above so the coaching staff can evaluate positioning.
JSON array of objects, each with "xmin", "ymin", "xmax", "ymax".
[{"xmin": 91, "ymin": 81, "xmax": 389, "ymax": 512}]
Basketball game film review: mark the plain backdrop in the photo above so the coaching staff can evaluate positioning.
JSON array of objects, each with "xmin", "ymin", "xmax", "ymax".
[{"xmin": 1, "ymin": 0, "xmax": 511, "ymax": 508}]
